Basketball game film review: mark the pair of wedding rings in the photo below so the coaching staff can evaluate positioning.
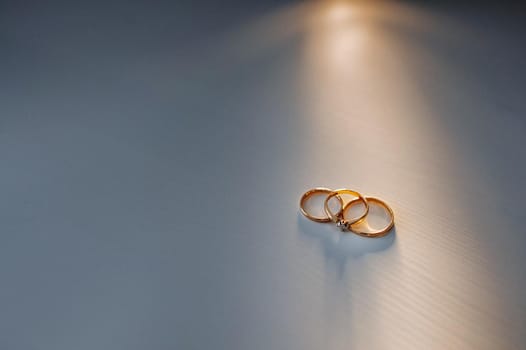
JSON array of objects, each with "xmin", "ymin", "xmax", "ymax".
[{"xmin": 299, "ymin": 188, "xmax": 395, "ymax": 238}]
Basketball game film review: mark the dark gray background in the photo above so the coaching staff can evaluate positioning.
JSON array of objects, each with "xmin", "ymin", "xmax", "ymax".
[{"xmin": 1, "ymin": 1, "xmax": 525, "ymax": 349}]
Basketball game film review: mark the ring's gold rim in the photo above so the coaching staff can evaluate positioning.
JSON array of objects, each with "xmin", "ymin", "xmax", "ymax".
[
  {"xmin": 324, "ymin": 189, "xmax": 369, "ymax": 225},
  {"xmin": 343, "ymin": 196, "xmax": 395, "ymax": 238},
  {"xmin": 300, "ymin": 188, "xmax": 343, "ymax": 223}
]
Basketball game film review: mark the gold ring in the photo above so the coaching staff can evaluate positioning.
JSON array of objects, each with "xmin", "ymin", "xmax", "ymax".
[
  {"xmin": 324, "ymin": 189, "xmax": 369, "ymax": 231},
  {"xmin": 300, "ymin": 188, "xmax": 343, "ymax": 223},
  {"xmin": 343, "ymin": 197, "xmax": 394, "ymax": 238}
]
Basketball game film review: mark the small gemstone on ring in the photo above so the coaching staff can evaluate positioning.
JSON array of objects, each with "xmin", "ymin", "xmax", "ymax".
[{"xmin": 336, "ymin": 220, "xmax": 349, "ymax": 232}]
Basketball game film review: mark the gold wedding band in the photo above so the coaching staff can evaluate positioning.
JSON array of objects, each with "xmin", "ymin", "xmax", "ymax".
[
  {"xmin": 300, "ymin": 187, "xmax": 343, "ymax": 223},
  {"xmin": 324, "ymin": 189, "xmax": 369, "ymax": 231},
  {"xmin": 299, "ymin": 186, "xmax": 395, "ymax": 237},
  {"xmin": 343, "ymin": 197, "xmax": 394, "ymax": 238}
]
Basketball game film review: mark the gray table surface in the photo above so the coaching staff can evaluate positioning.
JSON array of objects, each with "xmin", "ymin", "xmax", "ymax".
[{"xmin": 1, "ymin": 1, "xmax": 525, "ymax": 349}]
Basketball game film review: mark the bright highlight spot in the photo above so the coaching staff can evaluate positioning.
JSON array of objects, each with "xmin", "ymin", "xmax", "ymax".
[{"xmin": 326, "ymin": 2, "xmax": 353, "ymax": 23}]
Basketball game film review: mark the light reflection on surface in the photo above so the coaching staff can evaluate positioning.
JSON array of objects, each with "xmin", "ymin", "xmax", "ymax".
[
  {"xmin": 2, "ymin": 0, "xmax": 524, "ymax": 349},
  {"xmin": 298, "ymin": 2, "xmax": 510, "ymax": 348},
  {"xmin": 325, "ymin": 2, "xmax": 354, "ymax": 23},
  {"xmin": 223, "ymin": 1, "xmax": 520, "ymax": 349}
]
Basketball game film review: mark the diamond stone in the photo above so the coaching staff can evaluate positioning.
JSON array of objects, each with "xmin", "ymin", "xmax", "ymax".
[{"xmin": 336, "ymin": 220, "xmax": 349, "ymax": 232}]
